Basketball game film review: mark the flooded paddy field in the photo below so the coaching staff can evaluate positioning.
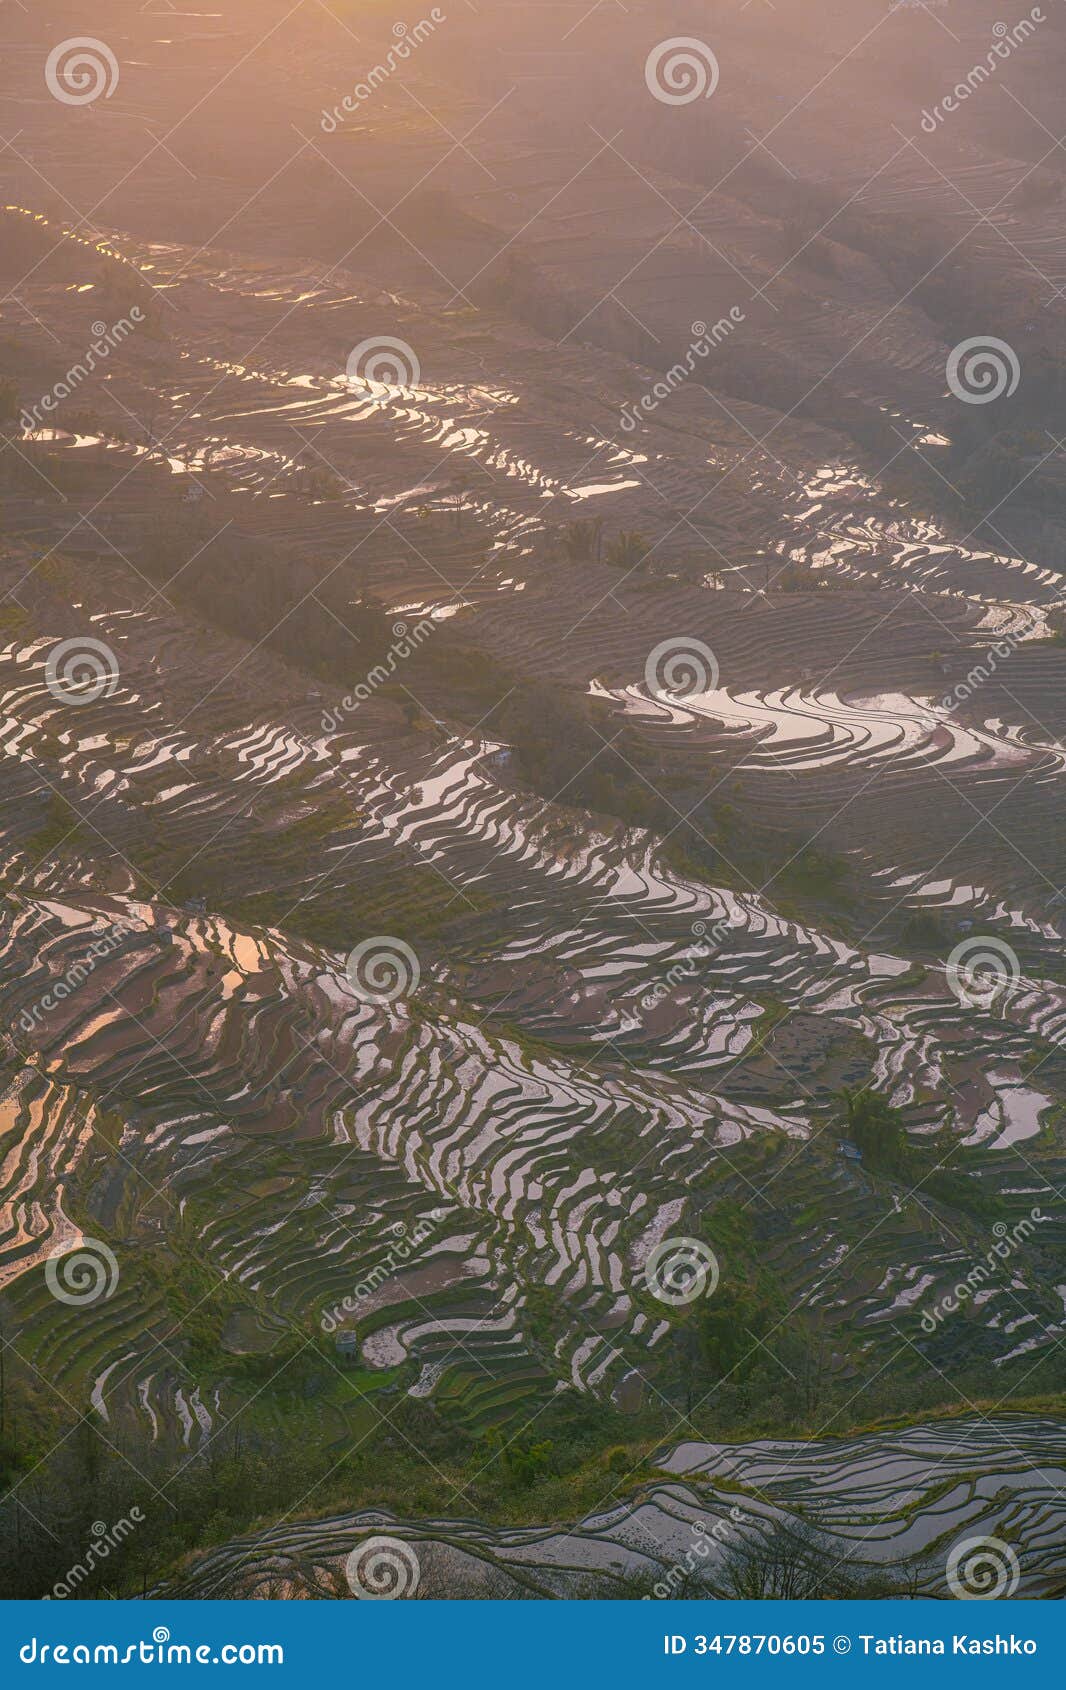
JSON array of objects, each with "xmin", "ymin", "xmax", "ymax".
[
  {"xmin": 162, "ymin": 1416, "xmax": 1066, "ymax": 1598},
  {"xmin": 0, "ymin": 0, "xmax": 1064, "ymax": 1600}
]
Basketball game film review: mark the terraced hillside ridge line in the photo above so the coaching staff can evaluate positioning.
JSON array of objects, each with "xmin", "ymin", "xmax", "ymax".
[
  {"xmin": 1, "ymin": 0, "xmax": 1066, "ymax": 1601},
  {"xmin": 158, "ymin": 1417, "xmax": 1066, "ymax": 1599},
  {"xmin": 0, "ymin": 587, "xmax": 1063, "ymax": 1446}
]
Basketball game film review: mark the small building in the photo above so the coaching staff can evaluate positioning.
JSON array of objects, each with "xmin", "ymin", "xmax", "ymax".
[
  {"xmin": 837, "ymin": 1139, "xmax": 863, "ymax": 1162},
  {"xmin": 335, "ymin": 1332, "xmax": 360, "ymax": 1363}
]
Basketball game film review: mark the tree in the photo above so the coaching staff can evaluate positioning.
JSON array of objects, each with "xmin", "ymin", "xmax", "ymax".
[
  {"xmin": 833, "ymin": 1084, "xmax": 907, "ymax": 1171},
  {"xmin": 561, "ymin": 517, "xmax": 603, "ymax": 561},
  {"xmin": 480, "ymin": 1427, "xmax": 554, "ymax": 1488},
  {"xmin": 604, "ymin": 530, "xmax": 648, "ymax": 571},
  {"xmin": 0, "ymin": 377, "xmax": 18, "ymax": 436},
  {"xmin": 447, "ymin": 470, "xmax": 472, "ymax": 531},
  {"xmin": 722, "ymin": 1518, "xmax": 899, "ymax": 1600}
]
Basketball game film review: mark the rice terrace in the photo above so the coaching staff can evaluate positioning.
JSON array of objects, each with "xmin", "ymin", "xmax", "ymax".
[{"xmin": 0, "ymin": 0, "xmax": 1064, "ymax": 1604}]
